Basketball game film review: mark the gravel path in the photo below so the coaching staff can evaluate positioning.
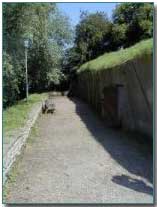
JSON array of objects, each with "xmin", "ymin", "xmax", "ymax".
[{"xmin": 5, "ymin": 96, "xmax": 153, "ymax": 204}]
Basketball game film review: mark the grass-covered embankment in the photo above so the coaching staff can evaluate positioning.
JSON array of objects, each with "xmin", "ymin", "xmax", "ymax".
[
  {"xmin": 3, "ymin": 93, "xmax": 47, "ymax": 136},
  {"xmin": 78, "ymin": 38, "xmax": 153, "ymax": 73}
]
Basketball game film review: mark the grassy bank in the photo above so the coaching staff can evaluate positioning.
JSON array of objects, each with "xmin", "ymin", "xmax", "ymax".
[
  {"xmin": 78, "ymin": 38, "xmax": 153, "ymax": 73},
  {"xmin": 3, "ymin": 93, "xmax": 47, "ymax": 136}
]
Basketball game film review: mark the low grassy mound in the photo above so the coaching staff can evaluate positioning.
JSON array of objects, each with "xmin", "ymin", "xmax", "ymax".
[
  {"xmin": 78, "ymin": 38, "xmax": 153, "ymax": 73},
  {"xmin": 3, "ymin": 93, "xmax": 47, "ymax": 135}
]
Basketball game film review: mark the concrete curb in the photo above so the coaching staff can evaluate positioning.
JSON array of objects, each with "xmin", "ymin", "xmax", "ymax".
[{"xmin": 3, "ymin": 102, "xmax": 42, "ymax": 184}]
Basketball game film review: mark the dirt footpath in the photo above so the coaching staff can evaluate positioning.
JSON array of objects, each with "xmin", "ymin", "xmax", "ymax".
[{"xmin": 5, "ymin": 96, "xmax": 153, "ymax": 204}]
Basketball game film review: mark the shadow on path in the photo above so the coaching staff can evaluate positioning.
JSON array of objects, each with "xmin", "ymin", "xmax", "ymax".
[
  {"xmin": 112, "ymin": 174, "xmax": 153, "ymax": 195},
  {"xmin": 70, "ymin": 98, "xmax": 153, "ymax": 194}
]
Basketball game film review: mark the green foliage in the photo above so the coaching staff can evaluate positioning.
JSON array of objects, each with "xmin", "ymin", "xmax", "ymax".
[
  {"xmin": 3, "ymin": 93, "xmax": 47, "ymax": 137},
  {"xmin": 3, "ymin": 3, "xmax": 72, "ymax": 106},
  {"xmin": 62, "ymin": 47, "xmax": 80, "ymax": 72},
  {"xmin": 3, "ymin": 2, "xmax": 153, "ymax": 104},
  {"xmin": 112, "ymin": 3, "xmax": 153, "ymax": 47},
  {"xmin": 110, "ymin": 23, "xmax": 127, "ymax": 49},
  {"xmin": 3, "ymin": 53, "xmax": 20, "ymax": 107},
  {"xmin": 74, "ymin": 11, "xmax": 112, "ymax": 64},
  {"xmin": 78, "ymin": 38, "xmax": 153, "ymax": 73},
  {"xmin": 66, "ymin": 3, "xmax": 153, "ymax": 71}
]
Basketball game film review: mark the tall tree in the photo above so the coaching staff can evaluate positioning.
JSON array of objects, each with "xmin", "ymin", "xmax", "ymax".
[
  {"xmin": 74, "ymin": 11, "xmax": 112, "ymax": 64},
  {"xmin": 112, "ymin": 3, "xmax": 153, "ymax": 47},
  {"xmin": 3, "ymin": 3, "xmax": 72, "ymax": 106}
]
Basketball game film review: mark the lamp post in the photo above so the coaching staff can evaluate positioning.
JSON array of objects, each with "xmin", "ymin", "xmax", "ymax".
[{"xmin": 24, "ymin": 39, "xmax": 29, "ymax": 101}]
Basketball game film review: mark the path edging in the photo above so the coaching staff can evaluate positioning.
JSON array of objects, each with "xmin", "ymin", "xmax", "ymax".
[{"xmin": 3, "ymin": 102, "xmax": 42, "ymax": 184}]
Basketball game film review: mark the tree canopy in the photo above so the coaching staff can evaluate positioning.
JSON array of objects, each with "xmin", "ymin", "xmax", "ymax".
[
  {"xmin": 112, "ymin": 3, "xmax": 153, "ymax": 47},
  {"xmin": 75, "ymin": 12, "xmax": 112, "ymax": 63},
  {"xmin": 3, "ymin": 3, "xmax": 153, "ymax": 107},
  {"xmin": 3, "ymin": 3, "xmax": 72, "ymax": 106},
  {"xmin": 64, "ymin": 3, "xmax": 153, "ymax": 70}
]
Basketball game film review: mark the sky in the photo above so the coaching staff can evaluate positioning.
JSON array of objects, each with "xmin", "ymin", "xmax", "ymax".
[{"xmin": 57, "ymin": 3, "xmax": 118, "ymax": 26}]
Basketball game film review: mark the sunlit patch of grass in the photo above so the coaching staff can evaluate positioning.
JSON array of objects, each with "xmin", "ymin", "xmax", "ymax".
[
  {"xmin": 78, "ymin": 38, "xmax": 153, "ymax": 73},
  {"xmin": 3, "ymin": 93, "xmax": 47, "ymax": 135}
]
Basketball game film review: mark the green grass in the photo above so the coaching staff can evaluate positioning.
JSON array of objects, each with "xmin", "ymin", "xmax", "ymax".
[
  {"xmin": 3, "ymin": 93, "xmax": 47, "ymax": 137},
  {"xmin": 78, "ymin": 38, "xmax": 153, "ymax": 73}
]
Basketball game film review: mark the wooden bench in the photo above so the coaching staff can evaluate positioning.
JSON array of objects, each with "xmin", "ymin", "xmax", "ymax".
[{"xmin": 42, "ymin": 99, "xmax": 55, "ymax": 114}]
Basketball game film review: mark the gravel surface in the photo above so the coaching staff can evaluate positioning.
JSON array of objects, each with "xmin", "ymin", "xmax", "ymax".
[{"xmin": 5, "ymin": 96, "xmax": 153, "ymax": 204}]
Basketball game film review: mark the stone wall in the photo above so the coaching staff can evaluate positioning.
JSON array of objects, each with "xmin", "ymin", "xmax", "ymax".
[
  {"xmin": 75, "ymin": 54, "xmax": 153, "ymax": 136},
  {"xmin": 3, "ymin": 103, "xmax": 42, "ymax": 183}
]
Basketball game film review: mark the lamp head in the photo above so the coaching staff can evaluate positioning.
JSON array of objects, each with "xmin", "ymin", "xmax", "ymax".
[{"xmin": 24, "ymin": 39, "xmax": 29, "ymax": 48}]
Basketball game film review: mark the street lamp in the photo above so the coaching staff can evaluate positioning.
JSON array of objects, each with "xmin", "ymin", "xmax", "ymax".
[{"xmin": 24, "ymin": 39, "xmax": 29, "ymax": 101}]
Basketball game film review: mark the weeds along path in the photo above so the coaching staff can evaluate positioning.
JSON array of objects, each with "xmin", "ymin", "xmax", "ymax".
[{"xmin": 5, "ymin": 96, "xmax": 153, "ymax": 204}]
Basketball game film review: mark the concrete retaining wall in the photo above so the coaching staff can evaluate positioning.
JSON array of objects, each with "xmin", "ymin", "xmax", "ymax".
[{"xmin": 74, "ymin": 54, "xmax": 153, "ymax": 136}]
